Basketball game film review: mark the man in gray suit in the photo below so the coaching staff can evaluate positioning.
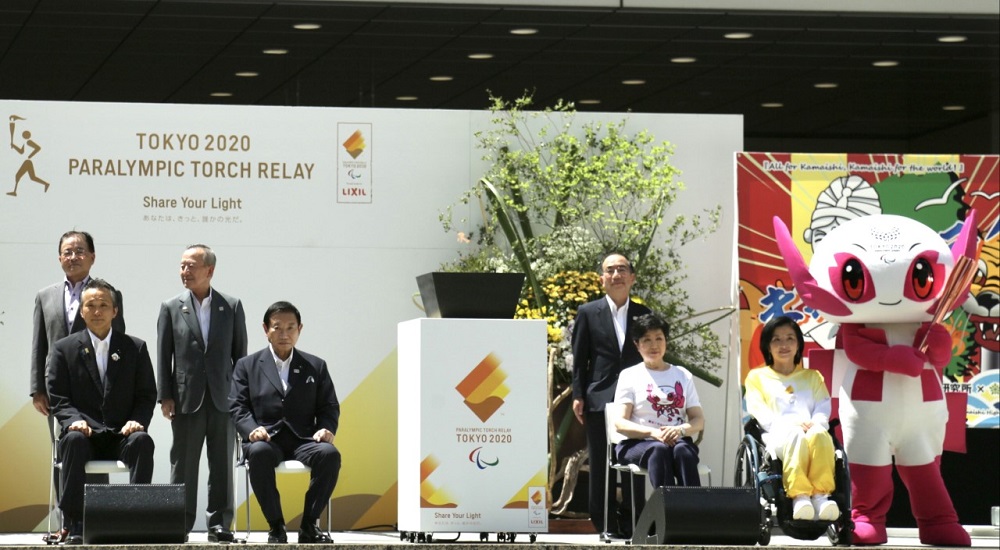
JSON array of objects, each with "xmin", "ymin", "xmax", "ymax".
[
  {"xmin": 157, "ymin": 244, "xmax": 247, "ymax": 542},
  {"xmin": 32, "ymin": 230, "xmax": 125, "ymax": 416}
]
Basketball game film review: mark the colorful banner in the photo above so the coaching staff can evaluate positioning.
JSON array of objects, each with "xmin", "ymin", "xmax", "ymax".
[{"xmin": 736, "ymin": 152, "xmax": 999, "ymax": 428}]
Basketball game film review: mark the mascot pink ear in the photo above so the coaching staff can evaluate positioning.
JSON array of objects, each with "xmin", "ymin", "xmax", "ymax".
[{"xmin": 772, "ymin": 216, "xmax": 852, "ymax": 316}]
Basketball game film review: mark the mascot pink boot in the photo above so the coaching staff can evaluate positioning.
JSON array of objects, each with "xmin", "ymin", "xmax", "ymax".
[{"xmin": 774, "ymin": 212, "xmax": 977, "ymax": 547}]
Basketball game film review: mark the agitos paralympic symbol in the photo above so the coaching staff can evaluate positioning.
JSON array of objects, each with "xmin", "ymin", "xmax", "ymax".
[{"xmin": 468, "ymin": 446, "xmax": 499, "ymax": 470}]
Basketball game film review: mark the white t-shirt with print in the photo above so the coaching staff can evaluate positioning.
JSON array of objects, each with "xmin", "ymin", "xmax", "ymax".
[{"xmin": 614, "ymin": 362, "xmax": 701, "ymax": 430}]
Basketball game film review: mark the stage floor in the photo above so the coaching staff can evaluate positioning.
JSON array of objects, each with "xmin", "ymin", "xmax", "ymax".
[{"xmin": 0, "ymin": 527, "xmax": 997, "ymax": 548}]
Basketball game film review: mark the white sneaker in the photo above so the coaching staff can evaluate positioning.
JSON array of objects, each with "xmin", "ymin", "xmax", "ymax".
[
  {"xmin": 812, "ymin": 494, "xmax": 840, "ymax": 521},
  {"xmin": 792, "ymin": 494, "xmax": 815, "ymax": 520}
]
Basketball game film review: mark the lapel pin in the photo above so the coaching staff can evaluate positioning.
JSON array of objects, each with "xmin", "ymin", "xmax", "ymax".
[
  {"xmin": 111, "ymin": 352, "xmax": 120, "ymax": 362},
  {"xmin": 293, "ymin": 368, "xmax": 300, "ymax": 374},
  {"xmin": 181, "ymin": 306, "xmax": 189, "ymax": 312},
  {"xmin": 306, "ymin": 376, "xmax": 315, "ymax": 384},
  {"xmin": 218, "ymin": 306, "xmax": 224, "ymax": 311},
  {"xmin": 83, "ymin": 348, "xmax": 90, "ymax": 355}
]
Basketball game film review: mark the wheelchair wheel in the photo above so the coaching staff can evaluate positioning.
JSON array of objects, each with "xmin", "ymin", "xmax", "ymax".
[
  {"xmin": 826, "ymin": 447, "xmax": 853, "ymax": 546},
  {"xmin": 735, "ymin": 436, "xmax": 772, "ymax": 545}
]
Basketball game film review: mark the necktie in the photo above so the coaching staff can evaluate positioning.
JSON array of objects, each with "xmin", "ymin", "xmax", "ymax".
[{"xmin": 96, "ymin": 342, "xmax": 108, "ymax": 386}]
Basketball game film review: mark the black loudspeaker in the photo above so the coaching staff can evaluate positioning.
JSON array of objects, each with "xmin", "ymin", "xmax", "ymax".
[
  {"xmin": 84, "ymin": 484, "xmax": 186, "ymax": 544},
  {"xmin": 632, "ymin": 486, "xmax": 760, "ymax": 545}
]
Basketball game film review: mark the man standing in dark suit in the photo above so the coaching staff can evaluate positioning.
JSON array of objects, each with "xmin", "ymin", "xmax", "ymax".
[
  {"xmin": 158, "ymin": 244, "xmax": 247, "ymax": 541},
  {"xmin": 571, "ymin": 252, "xmax": 651, "ymax": 538},
  {"xmin": 47, "ymin": 278, "xmax": 156, "ymax": 545},
  {"xmin": 32, "ymin": 230, "xmax": 126, "ymax": 416},
  {"xmin": 230, "ymin": 301, "xmax": 341, "ymax": 544}
]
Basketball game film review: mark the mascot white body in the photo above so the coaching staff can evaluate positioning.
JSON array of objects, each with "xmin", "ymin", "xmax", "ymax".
[{"xmin": 774, "ymin": 213, "xmax": 976, "ymax": 546}]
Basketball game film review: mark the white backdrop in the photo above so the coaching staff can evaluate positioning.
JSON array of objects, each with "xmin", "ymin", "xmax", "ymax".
[{"xmin": 0, "ymin": 99, "xmax": 741, "ymax": 531}]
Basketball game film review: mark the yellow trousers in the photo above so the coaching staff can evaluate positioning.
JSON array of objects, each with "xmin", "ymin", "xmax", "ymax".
[{"xmin": 780, "ymin": 427, "xmax": 835, "ymax": 499}]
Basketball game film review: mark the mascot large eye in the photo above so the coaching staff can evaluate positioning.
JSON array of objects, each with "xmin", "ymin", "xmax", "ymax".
[
  {"xmin": 842, "ymin": 258, "xmax": 866, "ymax": 300},
  {"xmin": 830, "ymin": 253, "xmax": 875, "ymax": 304},
  {"xmin": 910, "ymin": 258, "xmax": 934, "ymax": 299},
  {"xmin": 903, "ymin": 252, "xmax": 945, "ymax": 302}
]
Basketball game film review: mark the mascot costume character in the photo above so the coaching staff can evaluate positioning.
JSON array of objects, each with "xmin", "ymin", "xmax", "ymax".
[{"xmin": 773, "ymin": 212, "xmax": 978, "ymax": 546}]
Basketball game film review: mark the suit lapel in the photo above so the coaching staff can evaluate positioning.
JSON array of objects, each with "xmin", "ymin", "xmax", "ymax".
[
  {"xmin": 596, "ymin": 299, "xmax": 622, "ymax": 358},
  {"xmin": 259, "ymin": 352, "xmax": 284, "ymax": 395},
  {"xmin": 78, "ymin": 335, "xmax": 103, "ymax": 391},
  {"xmin": 103, "ymin": 332, "xmax": 126, "ymax": 397},
  {"xmin": 179, "ymin": 293, "xmax": 205, "ymax": 350},
  {"xmin": 287, "ymin": 351, "xmax": 309, "ymax": 392},
  {"xmin": 207, "ymin": 292, "xmax": 228, "ymax": 350}
]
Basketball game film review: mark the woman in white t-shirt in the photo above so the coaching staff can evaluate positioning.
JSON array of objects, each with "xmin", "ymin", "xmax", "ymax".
[{"xmin": 612, "ymin": 313, "xmax": 705, "ymax": 487}]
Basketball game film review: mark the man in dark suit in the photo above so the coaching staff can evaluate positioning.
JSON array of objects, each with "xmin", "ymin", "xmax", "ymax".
[
  {"xmin": 571, "ymin": 252, "xmax": 651, "ymax": 538},
  {"xmin": 157, "ymin": 244, "xmax": 247, "ymax": 541},
  {"xmin": 32, "ymin": 230, "xmax": 126, "ymax": 416},
  {"xmin": 47, "ymin": 278, "xmax": 156, "ymax": 545},
  {"xmin": 230, "ymin": 301, "xmax": 341, "ymax": 544}
]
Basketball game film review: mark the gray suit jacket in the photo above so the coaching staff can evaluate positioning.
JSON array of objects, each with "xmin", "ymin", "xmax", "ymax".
[
  {"xmin": 157, "ymin": 288, "xmax": 248, "ymax": 414},
  {"xmin": 31, "ymin": 280, "xmax": 125, "ymax": 397}
]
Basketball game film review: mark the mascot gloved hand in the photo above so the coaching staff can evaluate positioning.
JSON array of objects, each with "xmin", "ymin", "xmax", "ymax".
[{"xmin": 773, "ymin": 212, "xmax": 978, "ymax": 547}]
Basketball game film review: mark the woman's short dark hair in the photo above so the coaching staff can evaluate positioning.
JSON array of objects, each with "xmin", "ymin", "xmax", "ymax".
[
  {"xmin": 758, "ymin": 315, "xmax": 805, "ymax": 367},
  {"xmin": 630, "ymin": 313, "xmax": 670, "ymax": 342}
]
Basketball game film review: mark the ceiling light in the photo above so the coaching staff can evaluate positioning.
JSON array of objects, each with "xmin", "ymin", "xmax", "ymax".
[
  {"xmin": 937, "ymin": 35, "xmax": 967, "ymax": 43},
  {"xmin": 761, "ymin": 102, "xmax": 783, "ymax": 108},
  {"xmin": 396, "ymin": 96, "xmax": 418, "ymax": 101},
  {"xmin": 724, "ymin": 32, "xmax": 753, "ymax": 39},
  {"xmin": 429, "ymin": 76, "xmax": 454, "ymax": 82},
  {"xmin": 510, "ymin": 28, "xmax": 538, "ymax": 36},
  {"xmin": 578, "ymin": 99, "xmax": 601, "ymax": 105},
  {"xmin": 814, "ymin": 82, "xmax": 838, "ymax": 89},
  {"xmin": 235, "ymin": 71, "xmax": 259, "ymax": 78},
  {"xmin": 670, "ymin": 57, "xmax": 697, "ymax": 64},
  {"xmin": 210, "ymin": 92, "xmax": 233, "ymax": 98},
  {"xmin": 872, "ymin": 60, "xmax": 899, "ymax": 67},
  {"xmin": 621, "ymin": 79, "xmax": 646, "ymax": 85},
  {"xmin": 293, "ymin": 23, "xmax": 321, "ymax": 30},
  {"xmin": 262, "ymin": 49, "xmax": 288, "ymax": 55},
  {"xmin": 942, "ymin": 105, "xmax": 966, "ymax": 111},
  {"xmin": 468, "ymin": 53, "xmax": 493, "ymax": 60}
]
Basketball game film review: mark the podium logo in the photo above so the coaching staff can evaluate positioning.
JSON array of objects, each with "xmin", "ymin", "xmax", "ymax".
[
  {"xmin": 342, "ymin": 129, "xmax": 366, "ymax": 159},
  {"xmin": 455, "ymin": 352, "xmax": 509, "ymax": 422},
  {"xmin": 468, "ymin": 446, "xmax": 499, "ymax": 470}
]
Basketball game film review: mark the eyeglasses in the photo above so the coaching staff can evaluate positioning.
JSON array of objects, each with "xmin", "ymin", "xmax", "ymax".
[
  {"xmin": 603, "ymin": 265, "xmax": 632, "ymax": 275},
  {"xmin": 60, "ymin": 248, "xmax": 90, "ymax": 259}
]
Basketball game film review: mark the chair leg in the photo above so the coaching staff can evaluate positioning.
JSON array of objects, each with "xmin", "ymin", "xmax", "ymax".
[{"xmin": 602, "ymin": 449, "xmax": 612, "ymax": 542}]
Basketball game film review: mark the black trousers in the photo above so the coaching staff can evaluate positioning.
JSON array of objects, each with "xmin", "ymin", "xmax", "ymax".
[
  {"xmin": 584, "ymin": 410, "xmax": 643, "ymax": 535},
  {"xmin": 169, "ymin": 404, "xmax": 235, "ymax": 532},
  {"xmin": 57, "ymin": 430, "xmax": 154, "ymax": 521},
  {"xmin": 244, "ymin": 430, "xmax": 341, "ymax": 527}
]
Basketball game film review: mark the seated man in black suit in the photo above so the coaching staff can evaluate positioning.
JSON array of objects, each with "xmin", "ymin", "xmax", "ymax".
[
  {"xmin": 46, "ymin": 278, "xmax": 156, "ymax": 545},
  {"xmin": 229, "ymin": 301, "xmax": 341, "ymax": 544}
]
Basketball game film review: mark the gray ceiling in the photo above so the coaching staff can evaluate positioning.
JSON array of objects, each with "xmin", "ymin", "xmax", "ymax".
[{"xmin": 1, "ymin": 0, "xmax": 998, "ymax": 146}]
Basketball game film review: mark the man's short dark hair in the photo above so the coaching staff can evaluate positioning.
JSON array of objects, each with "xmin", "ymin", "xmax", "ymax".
[
  {"xmin": 630, "ymin": 313, "xmax": 669, "ymax": 342},
  {"xmin": 758, "ymin": 315, "xmax": 805, "ymax": 367},
  {"xmin": 263, "ymin": 301, "xmax": 301, "ymax": 326},
  {"xmin": 83, "ymin": 278, "xmax": 118, "ymax": 308},
  {"xmin": 59, "ymin": 230, "xmax": 95, "ymax": 253}
]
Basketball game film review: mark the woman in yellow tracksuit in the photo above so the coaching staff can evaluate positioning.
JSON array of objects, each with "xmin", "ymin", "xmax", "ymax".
[{"xmin": 745, "ymin": 315, "xmax": 839, "ymax": 522}]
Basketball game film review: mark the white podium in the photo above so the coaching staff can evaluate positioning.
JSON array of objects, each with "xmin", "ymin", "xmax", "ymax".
[{"xmin": 397, "ymin": 318, "xmax": 549, "ymax": 540}]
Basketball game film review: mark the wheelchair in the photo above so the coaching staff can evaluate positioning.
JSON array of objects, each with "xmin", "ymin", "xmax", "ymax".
[{"xmin": 733, "ymin": 418, "xmax": 853, "ymax": 546}]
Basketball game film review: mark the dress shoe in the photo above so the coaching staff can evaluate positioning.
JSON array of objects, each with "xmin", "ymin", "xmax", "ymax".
[
  {"xmin": 208, "ymin": 526, "xmax": 235, "ymax": 543},
  {"xmin": 65, "ymin": 519, "xmax": 83, "ymax": 545},
  {"xmin": 298, "ymin": 522, "xmax": 332, "ymax": 544},
  {"xmin": 267, "ymin": 525, "xmax": 288, "ymax": 544}
]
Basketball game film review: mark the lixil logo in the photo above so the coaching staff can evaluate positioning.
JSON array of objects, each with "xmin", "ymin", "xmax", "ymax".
[{"xmin": 455, "ymin": 352, "xmax": 509, "ymax": 422}]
